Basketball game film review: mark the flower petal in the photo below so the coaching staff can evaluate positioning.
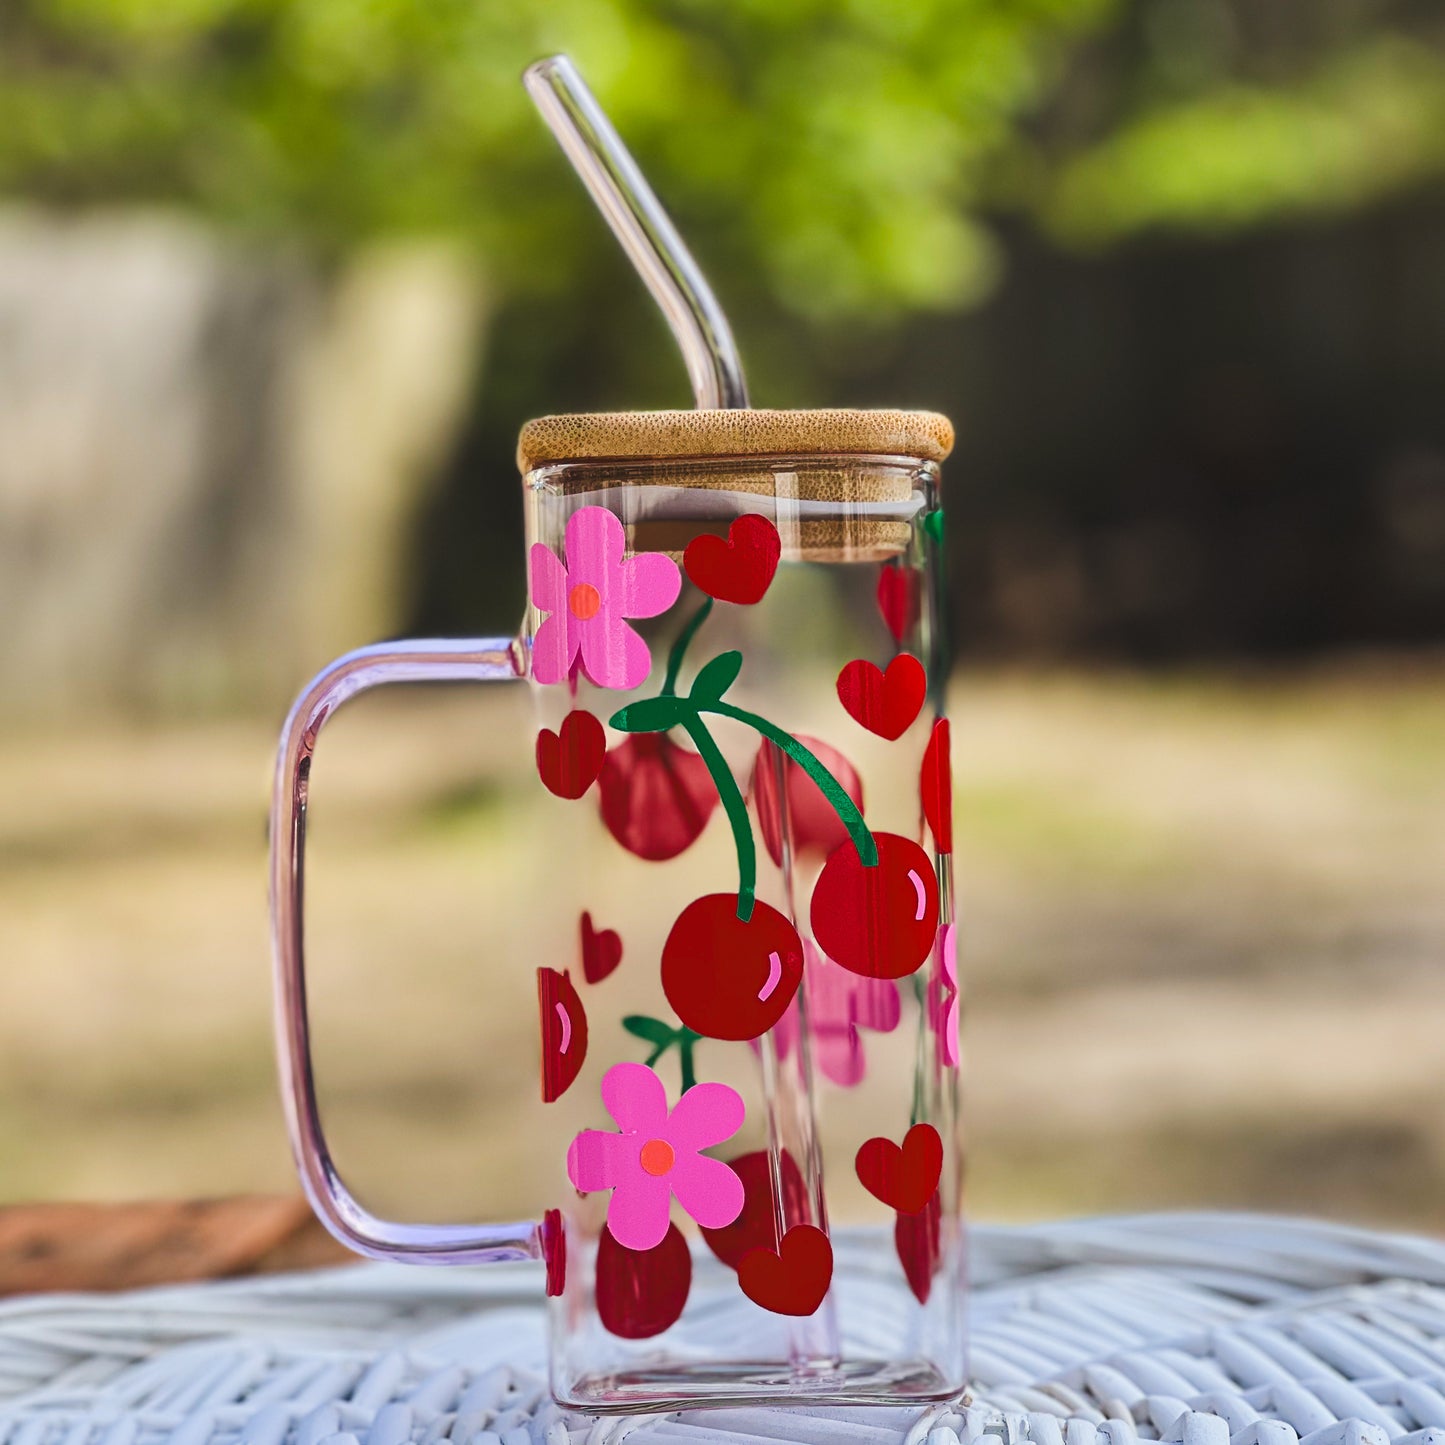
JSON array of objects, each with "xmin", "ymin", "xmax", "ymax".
[
  {"xmin": 617, "ymin": 551, "xmax": 682, "ymax": 620},
  {"xmin": 531, "ymin": 613, "xmax": 576, "ymax": 686},
  {"xmin": 564, "ymin": 506, "xmax": 626, "ymax": 589},
  {"xmin": 669, "ymin": 1153, "xmax": 745, "ymax": 1231},
  {"xmin": 666, "ymin": 1080, "xmax": 746, "ymax": 1155},
  {"xmin": 577, "ymin": 616, "xmax": 653, "ymax": 692},
  {"xmin": 605, "ymin": 1170, "xmax": 674, "ymax": 1252},
  {"xmin": 567, "ymin": 1128, "xmax": 632, "ymax": 1194},
  {"xmin": 529, "ymin": 542, "xmax": 569, "ymax": 613},
  {"xmin": 600, "ymin": 1061, "xmax": 669, "ymax": 1136}
]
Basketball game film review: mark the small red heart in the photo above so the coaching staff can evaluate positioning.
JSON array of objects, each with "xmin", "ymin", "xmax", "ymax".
[
  {"xmin": 536, "ymin": 710, "xmax": 606, "ymax": 799},
  {"xmin": 895, "ymin": 1190, "xmax": 942, "ymax": 1304},
  {"xmin": 836, "ymin": 654, "xmax": 926, "ymax": 740},
  {"xmin": 738, "ymin": 1224, "xmax": 832, "ymax": 1317},
  {"xmin": 580, "ymin": 911, "xmax": 622, "ymax": 984},
  {"xmin": 683, "ymin": 514, "xmax": 781, "ymax": 605},
  {"xmin": 537, "ymin": 967, "xmax": 588, "ymax": 1103},
  {"xmin": 877, "ymin": 563, "xmax": 920, "ymax": 643},
  {"xmin": 920, "ymin": 718, "xmax": 952, "ymax": 852},
  {"xmin": 855, "ymin": 1123, "xmax": 943, "ymax": 1215}
]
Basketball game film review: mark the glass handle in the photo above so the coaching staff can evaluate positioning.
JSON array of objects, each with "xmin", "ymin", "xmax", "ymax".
[{"xmin": 269, "ymin": 637, "xmax": 533, "ymax": 1265}]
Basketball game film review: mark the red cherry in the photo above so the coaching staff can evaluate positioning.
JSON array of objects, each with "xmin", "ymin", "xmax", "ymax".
[
  {"xmin": 536, "ymin": 710, "xmax": 606, "ymax": 799},
  {"xmin": 920, "ymin": 718, "xmax": 952, "ymax": 852},
  {"xmin": 598, "ymin": 732, "xmax": 717, "ymax": 860},
  {"xmin": 537, "ymin": 968, "xmax": 588, "ymax": 1102},
  {"xmin": 541, "ymin": 1208, "xmax": 566, "ymax": 1298},
  {"xmin": 738, "ymin": 1225, "xmax": 833, "ymax": 1317},
  {"xmin": 683, "ymin": 515, "xmax": 781, "ymax": 605},
  {"xmin": 751, "ymin": 736, "xmax": 864, "ymax": 867},
  {"xmin": 595, "ymin": 1222, "xmax": 691, "ymax": 1339},
  {"xmin": 895, "ymin": 1190, "xmax": 942, "ymax": 1304},
  {"xmin": 661, "ymin": 895, "xmax": 804, "ymax": 1041},
  {"xmin": 809, "ymin": 832, "xmax": 938, "ymax": 979},
  {"xmin": 699, "ymin": 1150, "xmax": 810, "ymax": 1270}
]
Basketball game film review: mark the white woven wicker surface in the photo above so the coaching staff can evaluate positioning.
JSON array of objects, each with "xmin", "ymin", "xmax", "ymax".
[{"xmin": 5, "ymin": 1216, "xmax": 1445, "ymax": 1445}]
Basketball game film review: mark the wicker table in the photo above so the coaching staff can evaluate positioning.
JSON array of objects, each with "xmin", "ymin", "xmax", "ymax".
[{"xmin": 3, "ymin": 1214, "xmax": 1445, "ymax": 1445}]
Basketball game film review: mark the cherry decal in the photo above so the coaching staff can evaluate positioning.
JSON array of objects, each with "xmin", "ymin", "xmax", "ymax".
[
  {"xmin": 810, "ymin": 832, "xmax": 938, "ymax": 979},
  {"xmin": 595, "ymin": 1222, "xmax": 692, "ymax": 1339},
  {"xmin": 895, "ymin": 1190, "xmax": 942, "ymax": 1305},
  {"xmin": 699, "ymin": 1149, "xmax": 809, "ymax": 1269},
  {"xmin": 537, "ymin": 968, "xmax": 588, "ymax": 1103},
  {"xmin": 683, "ymin": 515, "xmax": 781, "ymax": 605},
  {"xmin": 836, "ymin": 654, "xmax": 926, "ymax": 740},
  {"xmin": 541, "ymin": 1207, "xmax": 566, "ymax": 1298},
  {"xmin": 738, "ymin": 1224, "xmax": 833, "ymax": 1317},
  {"xmin": 855, "ymin": 1123, "xmax": 943, "ymax": 1215},
  {"xmin": 535, "ymin": 710, "xmax": 606, "ymax": 799},
  {"xmin": 598, "ymin": 732, "xmax": 717, "ymax": 860},
  {"xmin": 877, "ymin": 562, "xmax": 920, "ymax": 643},
  {"xmin": 579, "ymin": 911, "xmax": 622, "ymax": 984},
  {"xmin": 751, "ymin": 735, "xmax": 864, "ymax": 867},
  {"xmin": 920, "ymin": 718, "xmax": 952, "ymax": 852},
  {"xmin": 662, "ymin": 894, "xmax": 804, "ymax": 1041}
]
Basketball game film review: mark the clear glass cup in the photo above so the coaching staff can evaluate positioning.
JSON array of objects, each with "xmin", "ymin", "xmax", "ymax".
[{"xmin": 271, "ymin": 421, "xmax": 963, "ymax": 1411}]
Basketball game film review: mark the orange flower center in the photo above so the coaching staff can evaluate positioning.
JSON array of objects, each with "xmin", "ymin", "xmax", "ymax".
[
  {"xmin": 568, "ymin": 582, "xmax": 602, "ymax": 620},
  {"xmin": 639, "ymin": 1138, "xmax": 675, "ymax": 1177}
]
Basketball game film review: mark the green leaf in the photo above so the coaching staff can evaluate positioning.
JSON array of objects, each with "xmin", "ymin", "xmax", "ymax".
[
  {"xmin": 622, "ymin": 1015, "xmax": 675, "ymax": 1046},
  {"xmin": 610, "ymin": 696, "xmax": 683, "ymax": 733},
  {"xmin": 691, "ymin": 650, "xmax": 743, "ymax": 704}
]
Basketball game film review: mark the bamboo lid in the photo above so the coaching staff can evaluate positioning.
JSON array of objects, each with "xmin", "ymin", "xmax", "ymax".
[
  {"xmin": 516, "ymin": 408, "xmax": 954, "ymax": 473},
  {"xmin": 518, "ymin": 409, "xmax": 953, "ymax": 562}
]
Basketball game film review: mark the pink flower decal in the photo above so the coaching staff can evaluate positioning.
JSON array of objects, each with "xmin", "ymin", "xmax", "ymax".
[
  {"xmin": 928, "ymin": 924, "xmax": 959, "ymax": 1068},
  {"xmin": 566, "ymin": 1062, "xmax": 746, "ymax": 1251},
  {"xmin": 758, "ymin": 942, "xmax": 901, "ymax": 1088},
  {"xmin": 530, "ymin": 507, "xmax": 681, "ymax": 690}
]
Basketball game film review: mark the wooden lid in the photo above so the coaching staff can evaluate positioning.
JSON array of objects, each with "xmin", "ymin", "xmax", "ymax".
[{"xmin": 516, "ymin": 408, "xmax": 954, "ymax": 474}]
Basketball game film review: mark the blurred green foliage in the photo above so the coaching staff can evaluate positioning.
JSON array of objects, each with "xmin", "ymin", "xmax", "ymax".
[{"xmin": 6, "ymin": 0, "xmax": 1442, "ymax": 326}]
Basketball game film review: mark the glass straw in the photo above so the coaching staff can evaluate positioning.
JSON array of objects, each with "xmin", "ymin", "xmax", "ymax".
[{"xmin": 523, "ymin": 55, "xmax": 750, "ymax": 410}]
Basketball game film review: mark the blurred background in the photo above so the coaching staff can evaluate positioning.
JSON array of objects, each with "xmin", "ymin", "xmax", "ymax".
[{"xmin": 1, "ymin": 0, "xmax": 1443, "ymax": 1245}]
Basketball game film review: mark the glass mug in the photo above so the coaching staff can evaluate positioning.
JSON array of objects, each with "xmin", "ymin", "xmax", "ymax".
[{"xmin": 270, "ymin": 408, "xmax": 963, "ymax": 1410}]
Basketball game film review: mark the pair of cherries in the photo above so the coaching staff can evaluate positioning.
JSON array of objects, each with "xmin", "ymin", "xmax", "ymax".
[{"xmin": 662, "ymin": 831, "xmax": 938, "ymax": 1042}]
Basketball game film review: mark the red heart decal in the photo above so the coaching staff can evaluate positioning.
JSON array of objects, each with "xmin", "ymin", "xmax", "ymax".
[
  {"xmin": 876, "ymin": 563, "xmax": 919, "ymax": 642},
  {"xmin": 535, "ymin": 710, "xmax": 605, "ymax": 799},
  {"xmin": 836, "ymin": 654, "xmax": 926, "ymax": 740},
  {"xmin": 683, "ymin": 514, "xmax": 781, "ymax": 605},
  {"xmin": 537, "ymin": 967, "xmax": 588, "ymax": 1103},
  {"xmin": 580, "ymin": 911, "xmax": 622, "ymax": 984},
  {"xmin": 855, "ymin": 1123, "xmax": 942, "ymax": 1215},
  {"xmin": 895, "ymin": 1190, "xmax": 942, "ymax": 1304},
  {"xmin": 738, "ymin": 1224, "xmax": 832, "ymax": 1317},
  {"xmin": 920, "ymin": 718, "xmax": 952, "ymax": 852}
]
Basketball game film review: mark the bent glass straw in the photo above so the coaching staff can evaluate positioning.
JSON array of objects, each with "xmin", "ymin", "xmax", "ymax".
[{"xmin": 523, "ymin": 55, "xmax": 750, "ymax": 410}]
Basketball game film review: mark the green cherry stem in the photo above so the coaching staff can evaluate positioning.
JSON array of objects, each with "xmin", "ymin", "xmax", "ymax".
[
  {"xmin": 700, "ymin": 699, "xmax": 879, "ymax": 868},
  {"xmin": 678, "ymin": 711, "xmax": 758, "ymax": 921},
  {"xmin": 661, "ymin": 596, "xmax": 714, "ymax": 696}
]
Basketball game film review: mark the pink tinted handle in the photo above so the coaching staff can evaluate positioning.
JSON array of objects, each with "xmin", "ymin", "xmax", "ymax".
[{"xmin": 269, "ymin": 638, "xmax": 533, "ymax": 1265}]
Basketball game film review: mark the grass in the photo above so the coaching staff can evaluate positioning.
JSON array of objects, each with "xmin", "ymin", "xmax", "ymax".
[{"xmin": 0, "ymin": 662, "xmax": 1442, "ymax": 1232}]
